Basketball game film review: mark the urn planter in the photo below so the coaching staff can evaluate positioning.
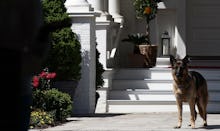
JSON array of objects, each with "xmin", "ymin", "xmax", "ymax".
[
  {"xmin": 138, "ymin": 45, "xmax": 158, "ymax": 67},
  {"xmin": 53, "ymin": 80, "xmax": 78, "ymax": 100}
]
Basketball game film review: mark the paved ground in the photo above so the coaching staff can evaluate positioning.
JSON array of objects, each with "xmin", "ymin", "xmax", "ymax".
[{"xmin": 29, "ymin": 112, "xmax": 220, "ymax": 131}]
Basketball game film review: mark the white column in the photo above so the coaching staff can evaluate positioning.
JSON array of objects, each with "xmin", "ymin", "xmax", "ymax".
[
  {"xmin": 88, "ymin": 0, "xmax": 104, "ymax": 12},
  {"xmin": 87, "ymin": 0, "xmax": 113, "ymax": 70},
  {"xmin": 88, "ymin": 0, "xmax": 112, "ymax": 21},
  {"xmin": 108, "ymin": 0, "xmax": 123, "ymax": 23},
  {"xmin": 65, "ymin": 1, "xmax": 97, "ymax": 114},
  {"xmin": 103, "ymin": 0, "xmax": 108, "ymax": 13},
  {"xmin": 87, "ymin": 0, "xmax": 104, "ymax": 17},
  {"xmin": 65, "ymin": 0, "xmax": 92, "ymax": 12}
]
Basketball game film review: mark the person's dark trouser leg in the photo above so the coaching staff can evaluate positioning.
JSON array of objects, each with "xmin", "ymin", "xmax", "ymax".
[
  {"xmin": 0, "ymin": 49, "xmax": 31, "ymax": 130},
  {"xmin": 20, "ymin": 76, "xmax": 32, "ymax": 130}
]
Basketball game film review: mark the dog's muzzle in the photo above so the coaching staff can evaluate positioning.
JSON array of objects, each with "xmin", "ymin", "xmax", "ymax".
[{"xmin": 175, "ymin": 73, "xmax": 183, "ymax": 78}]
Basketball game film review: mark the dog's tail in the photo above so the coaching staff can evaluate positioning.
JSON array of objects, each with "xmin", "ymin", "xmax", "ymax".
[{"xmin": 190, "ymin": 71, "xmax": 209, "ymax": 121}]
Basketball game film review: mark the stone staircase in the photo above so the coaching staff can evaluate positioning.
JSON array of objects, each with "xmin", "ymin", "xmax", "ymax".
[{"xmin": 105, "ymin": 58, "xmax": 220, "ymax": 113}]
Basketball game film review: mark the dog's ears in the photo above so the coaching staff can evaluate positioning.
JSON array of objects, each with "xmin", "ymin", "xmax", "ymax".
[
  {"xmin": 182, "ymin": 55, "xmax": 190, "ymax": 64},
  {"xmin": 170, "ymin": 55, "xmax": 176, "ymax": 66},
  {"xmin": 170, "ymin": 55, "xmax": 190, "ymax": 66}
]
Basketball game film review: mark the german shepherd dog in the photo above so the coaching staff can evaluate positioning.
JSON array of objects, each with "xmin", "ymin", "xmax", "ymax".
[{"xmin": 170, "ymin": 55, "xmax": 209, "ymax": 129}]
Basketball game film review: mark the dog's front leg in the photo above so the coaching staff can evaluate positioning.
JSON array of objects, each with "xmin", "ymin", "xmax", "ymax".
[
  {"xmin": 174, "ymin": 100, "xmax": 182, "ymax": 128},
  {"xmin": 189, "ymin": 99, "xmax": 196, "ymax": 128}
]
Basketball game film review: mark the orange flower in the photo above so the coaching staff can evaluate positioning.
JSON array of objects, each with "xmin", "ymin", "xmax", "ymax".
[{"xmin": 144, "ymin": 7, "xmax": 151, "ymax": 14}]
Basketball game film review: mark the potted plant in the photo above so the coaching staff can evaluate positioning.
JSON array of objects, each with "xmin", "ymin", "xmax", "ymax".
[
  {"xmin": 132, "ymin": 0, "xmax": 162, "ymax": 67},
  {"xmin": 122, "ymin": 33, "xmax": 149, "ymax": 67},
  {"xmin": 122, "ymin": 33, "xmax": 149, "ymax": 54}
]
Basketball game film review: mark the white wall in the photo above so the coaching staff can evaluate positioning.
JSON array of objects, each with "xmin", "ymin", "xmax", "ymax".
[{"xmin": 186, "ymin": 0, "xmax": 220, "ymax": 56}]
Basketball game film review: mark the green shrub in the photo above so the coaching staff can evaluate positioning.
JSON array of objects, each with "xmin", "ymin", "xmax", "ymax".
[
  {"xmin": 133, "ymin": 0, "xmax": 161, "ymax": 22},
  {"xmin": 42, "ymin": 0, "xmax": 71, "ymax": 28},
  {"xmin": 132, "ymin": 0, "xmax": 162, "ymax": 44},
  {"xmin": 32, "ymin": 88, "xmax": 72, "ymax": 121},
  {"xmin": 32, "ymin": 89, "xmax": 46, "ymax": 109},
  {"xmin": 45, "ymin": 28, "xmax": 81, "ymax": 81},
  {"xmin": 41, "ymin": 0, "xmax": 82, "ymax": 81},
  {"xmin": 96, "ymin": 45, "xmax": 105, "ymax": 89},
  {"xmin": 29, "ymin": 109, "xmax": 55, "ymax": 129}
]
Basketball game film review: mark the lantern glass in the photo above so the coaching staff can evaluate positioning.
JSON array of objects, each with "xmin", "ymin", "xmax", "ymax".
[
  {"xmin": 161, "ymin": 31, "xmax": 170, "ymax": 56},
  {"xmin": 162, "ymin": 38, "xmax": 170, "ymax": 56}
]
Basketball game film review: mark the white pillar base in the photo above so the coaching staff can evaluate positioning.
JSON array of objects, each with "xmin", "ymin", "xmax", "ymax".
[
  {"xmin": 70, "ymin": 13, "xmax": 97, "ymax": 114},
  {"xmin": 65, "ymin": 1, "xmax": 98, "ymax": 114}
]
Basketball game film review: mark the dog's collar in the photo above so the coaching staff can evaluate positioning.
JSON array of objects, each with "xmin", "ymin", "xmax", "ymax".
[
  {"xmin": 178, "ymin": 84, "xmax": 190, "ymax": 89},
  {"xmin": 178, "ymin": 85, "xmax": 185, "ymax": 89}
]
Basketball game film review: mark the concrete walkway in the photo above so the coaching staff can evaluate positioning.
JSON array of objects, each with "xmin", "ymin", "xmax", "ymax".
[{"xmin": 29, "ymin": 112, "xmax": 220, "ymax": 131}]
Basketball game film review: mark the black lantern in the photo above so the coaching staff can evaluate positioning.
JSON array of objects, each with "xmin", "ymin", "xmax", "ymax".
[{"xmin": 161, "ymin": 31, "xmax": 170, "ymax": 56}]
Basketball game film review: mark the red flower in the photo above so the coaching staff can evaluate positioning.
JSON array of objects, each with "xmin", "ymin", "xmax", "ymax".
[
  {"xmin": 39, "ymin": 71, "xmax": 47, "ymax": 78},
  {"xmin": 32, "ymin": 68, "xmax": 57, "ymax": 90},
  {"xmin": 46, "ymin": 72, "xmax": 56, "ymax": 79},
  {"xmin": 32, "ymin": 76, "xmax": 39, "ymax": 88}
]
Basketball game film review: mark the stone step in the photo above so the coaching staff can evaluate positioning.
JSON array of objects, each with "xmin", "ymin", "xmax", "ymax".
[
  {"xmin": 113, "ymin": 67, "xmax": 172, "ymax": 80},
  {"xmin": 109, "ymin": 90, "xmax": 174, "ymax": 100},
  {"xmin": 108, "ymin": 90, "xmax": 220, "ymax": 102},
  {"xmin": 108, "ymin": 100, "xmax": 176, "ymax": 105},
  {"xmin": 111, "ymin": 79, "xmax": 173, "ymax": 90},
  {"xmin": 156, "ymin": 57, "xmax": 170, "ymax": 67},
  {"xmin": 107, "ymin": 100, "xmax": 189, "ymax": 113},
  {"xmin": 208, "ymin": 81, "xmax": 220, "ymax": 91},
  {"xmin": 112, "ymin": 68, "xmax": 220, "ymax": 80},
  {"xmin": 114, "ymin": 68, "xmax": 171, "ymax": 80},
  {"xmin": 207, "ymin": 102, "xmax": 220, "ymax": 113},
  {"xmin": 107, "ymin": 100, "xmax": 220, "ymax": 113},
  {"xmin": 105, "ymin": 67, "xmax": 220, "ymax": 114},
  {"xmin": 111, "ymin": 79, "xmax": 220, "ymax": 91},
  {"xmin": 191, "ymin": 69, "xmax": 220, "ymax": 80}
]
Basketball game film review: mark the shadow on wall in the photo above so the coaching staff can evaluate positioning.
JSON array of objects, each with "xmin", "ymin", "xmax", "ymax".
[{"xmin": 73, "ymin": 50, "xmax": 93, "ymax": 114}]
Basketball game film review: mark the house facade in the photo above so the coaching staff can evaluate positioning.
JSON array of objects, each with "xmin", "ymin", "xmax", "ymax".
[{"xmin": 65, "ymin": 0, "xmax": 220, "ymax": 114}]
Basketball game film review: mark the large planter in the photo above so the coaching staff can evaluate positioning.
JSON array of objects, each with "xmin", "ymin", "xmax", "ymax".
[
  {"xmin": 128, "ymin": 53, "xmax": 146, "ymax": 68},
  {"xmin": 52, "ymin": 80, "xmax": 78, "ymax": 100},
  {"xmin": 138, "ymin": 45, "xmax": 158, "ymax": 67}
]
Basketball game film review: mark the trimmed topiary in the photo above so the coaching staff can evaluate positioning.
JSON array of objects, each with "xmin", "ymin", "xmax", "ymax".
[{"xmin": 41, "ymin": 0, "xmax": 81, "ymax": 81}]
